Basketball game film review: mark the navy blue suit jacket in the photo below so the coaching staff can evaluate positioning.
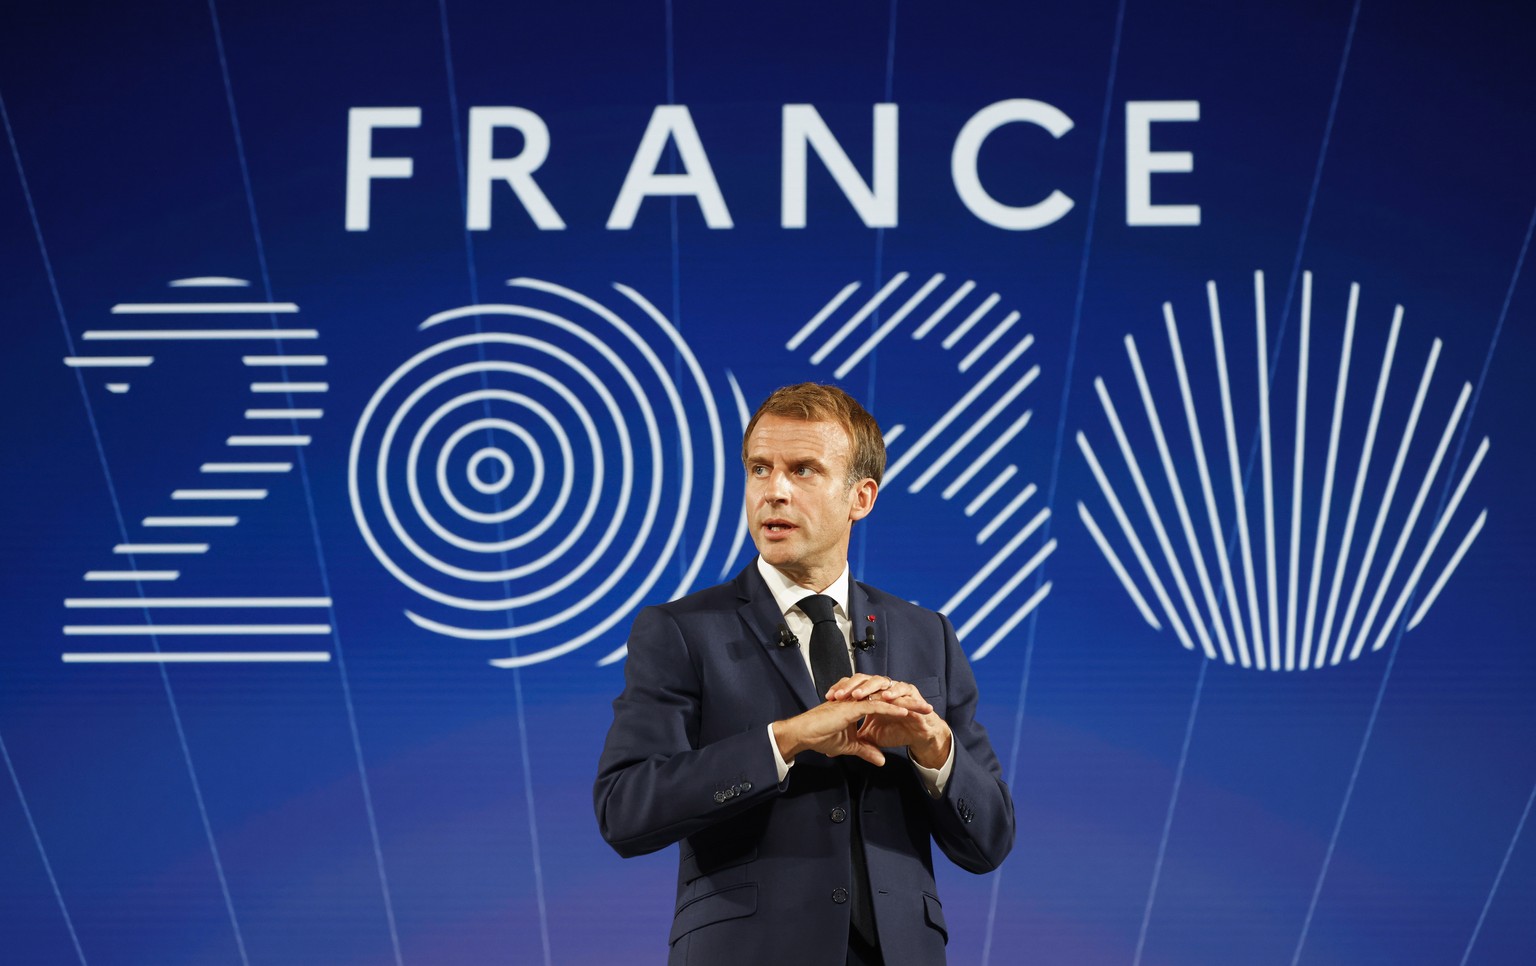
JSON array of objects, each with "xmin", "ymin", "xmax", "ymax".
[{"xmin": 595, "ymin": 562, "xmax": 1015, "ymax": 965}]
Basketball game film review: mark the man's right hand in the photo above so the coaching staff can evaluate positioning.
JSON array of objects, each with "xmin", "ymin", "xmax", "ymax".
[{"xmin": 772, "ymin": 699, "xmax": 910, "ymax": 766}]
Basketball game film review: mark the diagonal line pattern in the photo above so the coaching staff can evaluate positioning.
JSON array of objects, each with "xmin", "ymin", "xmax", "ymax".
[
  {"xmin": 1347, "ymin": 383, "xmax": 1470, "ymax": 661},
  {"xmin": 941, "ymin": 292, "xmax": 1000, "ymax": 349},
  {"xmin": 1407, "ymin": 510, "xmax": 1485, "ymax": 631},
  {"xmin": 1332, "ymin": 340, "xmax": 1441, "ymax": 658},
  {"xmin": 1273, "ymin": 0, "xmax": 1362, "ymax": 379},
  {"xmin": 787, "ymin": 282, "xmax": 859, "ymax": 351},
  {"xmin": 1459, "ymin": 772, "xmax": 1536, "ymax": 966},
  {"xmin": 982, "ymin": 5, "xmax": 1129, "ymax": 957},
  {"xmin": 976, "ymin": 479, "xmax": 1036, "ymax": 545},
  {"xmin": 206, "ymin": 1, "xmax": 404, "ymax": 960},
  {"xmin": 944, "ymin": 411, "xmax": 1032, "ymax": 501},
  {"xmin": 1095, "ymin": 372, "xmax": 1218, "ymax": 659},
  {"xmin": 1165, "ymin": 306, "xmax": 1244, "ymax": 665},
  {"xmin": 835, "ymin": 273, "xmax": 944, "ymax": 377},
  {"xmin": 940, "ymin": 507, "xmax": 1050, "ymax": 616},
  {"xmin": 971, "ymin": 581, "xmax": 1052, "ymax": 661},
  {"xmin": 812, "ymin": 271, "xmax": 909, "ymax": 364},
  {"xmin": 1132, "ymin": 658, "xmax": 1207, "ymax": 966},
  {"xmin": 907, "ymin": 364, "xmax": 1039, "ymax": 493},
  {"xmin": 1122, "ymin": 335, "xmax": 1230, "ymax": 658},
  {"xmin": 956, "ymin": 540, "xmax": 1056, "ymax": 641},
  {"xmin": 960, "ymin": 310, "xmax": 1021, "ymax": 373},
  {"xmin": 1291, "ymin": 194, "xmax": 1532, "ymax": 966},
  {"xmin": 1079, "ymin": 502, "xmax": 1161, "ymax": 630},
  {"xmin": 885, "ymin": 335, "xmax": 1034, "ymax": 481},
  {"xmin": 1317, "ymin": 309, "xmax": 1402, "ymax": 664},
  {"xmin": 434, "ymin": 2, "xmax": 554, "ymax": 962},
  {"xmin": 3, "ymin": 84, "xmax": 250, "ymax": 966},
  {"xmin": 912, "ymin": 280, "xmax": 974, "ymax": 339},
  {"xmin": 0, "ymin": 728, "xmax": 88, "ymax": 964},
  {"xmin": 1367, "ymin": 438, "xmax": 1489, "ymax": 654},
  {"xmin": 964, "ymin": 466, "xmax": 1019, "ymax": 516}
]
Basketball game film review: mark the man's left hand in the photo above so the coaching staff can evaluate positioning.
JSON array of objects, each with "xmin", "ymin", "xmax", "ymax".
[{"xmin": 824, "ymin": 674, "xmax": 952, "ymax": 769}]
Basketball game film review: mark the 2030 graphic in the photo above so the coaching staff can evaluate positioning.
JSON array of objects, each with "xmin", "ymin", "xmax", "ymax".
[{"xmin": 59, "ymin": 267, "xmax": 1486, "ymax": 674}]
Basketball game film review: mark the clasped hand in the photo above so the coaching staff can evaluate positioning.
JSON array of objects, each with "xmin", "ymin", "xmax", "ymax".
[{"xmin": 772, "ymin": 674, "xmax": 952, "ymax": 768}]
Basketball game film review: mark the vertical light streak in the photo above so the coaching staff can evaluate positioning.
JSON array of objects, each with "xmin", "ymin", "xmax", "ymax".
[
  {"xmin": 1285, "ymin": 273, "xmax": 1314, "ymax": 670},
  {"xmin": 1300, "ymin": 283, "xmax": 1358, "ymax": 669},
  {"xmin": 1207, "ymin": 281, "xmax": 1267, "ymax": 667},
  {"xmin": 1254, "ymin": 271, "xmax": 1281, "ymax": 668}
]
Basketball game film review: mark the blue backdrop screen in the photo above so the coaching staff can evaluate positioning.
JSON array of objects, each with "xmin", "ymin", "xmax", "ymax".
[{"xmin": 2, "ymin": 2, "xmax": 1533, "ymax": 963}]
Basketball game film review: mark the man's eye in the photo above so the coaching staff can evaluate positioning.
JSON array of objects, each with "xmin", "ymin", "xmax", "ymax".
[
  {"xmin": 795, "ymin": 467, "xmax": 813, "ymax": 477},
  {"xmin": 751, "ymin": 465, "xmax": 768, "ymax": 476}
]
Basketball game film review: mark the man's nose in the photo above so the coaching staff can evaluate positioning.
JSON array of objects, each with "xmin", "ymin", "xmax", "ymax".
[{"xmin": 764, "ymin": 470, "xmax": 792, "ymax": 501}]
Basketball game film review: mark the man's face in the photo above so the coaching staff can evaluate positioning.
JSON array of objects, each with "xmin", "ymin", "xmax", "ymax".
[{"xmin": 744, "ymin": 415, "xmax": 877, "ymax": 590}]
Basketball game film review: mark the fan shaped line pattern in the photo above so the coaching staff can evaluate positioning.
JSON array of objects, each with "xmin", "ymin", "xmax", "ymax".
[{"xmin": 1080, "ymin": 271, "xmax": 1489, "ymax": 671}]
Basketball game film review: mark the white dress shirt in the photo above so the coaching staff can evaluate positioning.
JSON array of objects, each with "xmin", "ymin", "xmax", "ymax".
[{"xmin": 758, "ymin": 557, "xmax": 953, "ymax": 796}]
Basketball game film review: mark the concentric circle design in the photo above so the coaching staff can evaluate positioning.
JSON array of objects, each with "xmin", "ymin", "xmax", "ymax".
[
  {"xmin": 349, "ymin": 279, "xmax": 730, "ymax": 667},
  {"xmin": 465, "ymin": 446, "xmax": 514, "ymax": 495}
]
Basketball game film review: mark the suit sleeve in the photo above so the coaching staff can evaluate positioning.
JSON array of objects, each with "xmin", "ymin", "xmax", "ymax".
[
  {"xmin": 924, "ymin": 612, "xmax": 1016, "ymax": 874},
  {"xmin": 593, "ymin": 605, "xmax": 783, "ymax": 858}
]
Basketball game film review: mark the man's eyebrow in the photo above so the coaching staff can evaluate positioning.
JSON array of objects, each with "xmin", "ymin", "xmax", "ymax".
[{"xmin": 742, "ymin": 452, "xmax": 829, "ymax": 469}]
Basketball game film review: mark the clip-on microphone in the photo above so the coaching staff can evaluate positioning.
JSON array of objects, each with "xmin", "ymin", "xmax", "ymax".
[
  {"xmin": 856, "ymin": 624, "xmax": 877, "ymax": 651},
  {"xmin": 777, "ymin": 623, "xmax": 800, "ymax": 648}
]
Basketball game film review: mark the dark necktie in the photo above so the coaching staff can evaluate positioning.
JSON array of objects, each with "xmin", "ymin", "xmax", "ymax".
[
  {"xmin": 797, "ymin": 593, "xmax": 877, "ymax": 947},
  {"xmin": 800, "ymin": 593, "xmax": 852, "ymax": 699}
]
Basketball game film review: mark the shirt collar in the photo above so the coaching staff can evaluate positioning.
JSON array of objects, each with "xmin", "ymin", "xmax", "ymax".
[{"xmin": 756, "ymin": 556, "xmax": 851, "ymax": 620}]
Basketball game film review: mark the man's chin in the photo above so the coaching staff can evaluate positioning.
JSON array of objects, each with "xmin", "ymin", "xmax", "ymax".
[{"xmin": 753, "ymin": 544, "xmax": 799, "ymax": 570}]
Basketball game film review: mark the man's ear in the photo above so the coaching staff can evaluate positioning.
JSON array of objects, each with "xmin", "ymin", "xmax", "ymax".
[{"xmin": 848, "ymin": 478, "xmax": 879, "ymax": 522}]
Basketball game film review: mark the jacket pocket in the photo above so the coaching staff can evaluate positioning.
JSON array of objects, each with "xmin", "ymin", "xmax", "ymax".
[
  {"xmin": 922, "ymin": 892, "xmax": 948, "ymax": 944},
  {"xmin": 669, "ymin": 883, "xmax": 758, "ymax": 944},
  {"xmin": 679, "ymin": 841, "xmax": 758, "ymax": 884}
]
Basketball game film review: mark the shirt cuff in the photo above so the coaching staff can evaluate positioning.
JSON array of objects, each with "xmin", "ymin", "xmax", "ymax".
[
  {"xmin": 768, "ymin": 723, "xmax": 794, "ymax": 783},
  {"xmin": 910, "ymin": 739, "xmax": 955, "ymax": 798}
]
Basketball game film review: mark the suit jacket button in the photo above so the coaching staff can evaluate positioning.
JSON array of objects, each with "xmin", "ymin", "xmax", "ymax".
[
  {"xmin": 713, "ymin": 790, "xmax": 727, "ymax": 804},
  {"xmin": 831, "ymin": 887, "xmax": 849, "ymax": 904},
  {"xmin": 830, "ymin": 807, "xmax": 847, "ymax": 823},
  {"xmin": 740, "ymin": 781, "xmax": 753, "ymax": 793}
]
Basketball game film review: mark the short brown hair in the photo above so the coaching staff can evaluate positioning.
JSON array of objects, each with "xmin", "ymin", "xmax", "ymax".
[{"xmin": 742, "ymin": 383, "xmax": 886, "ymax": 485}]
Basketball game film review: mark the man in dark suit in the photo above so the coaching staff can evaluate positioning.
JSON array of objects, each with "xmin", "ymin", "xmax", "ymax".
[{"xmin": 595, "ymin": 383, "xmax": 1015, "ymax": 965}]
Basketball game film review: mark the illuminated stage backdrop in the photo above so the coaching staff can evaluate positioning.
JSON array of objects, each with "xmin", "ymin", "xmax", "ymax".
[{"xmin": 2, "ymin": 2, "xmax": 1533, "ymax": 963}]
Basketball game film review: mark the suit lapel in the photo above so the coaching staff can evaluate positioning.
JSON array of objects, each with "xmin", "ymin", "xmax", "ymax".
[
  {"xmin": 850, "ymin": 578, "xmax": 890, "ymax": 680},
  {"xmin": 735, "ymin": 563, "xmax": 821, "ymax": 712}
]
